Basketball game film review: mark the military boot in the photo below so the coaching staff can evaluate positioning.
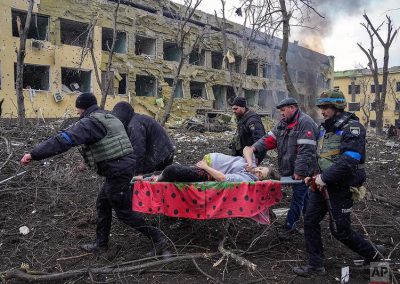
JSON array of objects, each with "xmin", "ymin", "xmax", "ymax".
[
  {"xmin": 293, "ymin": 265, "xmax": 326, "ymax": 277},
  {"xmin": 80, "ymin": 242, "xmax": 108, "ymax": 253}
]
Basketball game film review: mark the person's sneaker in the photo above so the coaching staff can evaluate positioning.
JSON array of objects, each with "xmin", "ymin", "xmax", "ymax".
[
  {"xmin": 146, "ymin": 238, "xmax": 172, "ymax": 258},
  {"xmin": 80, "ymin": 243, "xmax": 108, "ymax": 253},
  {"xmin": 293, "ymin": 265, "xmax": 326, "ymax": 277}
]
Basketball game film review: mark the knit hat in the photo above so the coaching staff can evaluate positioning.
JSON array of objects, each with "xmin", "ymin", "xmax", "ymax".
[
  {"xmin": 75, "ymin": 92, "xmax": 97, "ymax": 109},
  {"xmin": 232, "ymin": 97, "xmax": 247, "ymax": 108}
]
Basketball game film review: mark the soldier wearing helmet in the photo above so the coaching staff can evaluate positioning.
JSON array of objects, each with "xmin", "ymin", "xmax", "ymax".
[{"xmin": 293, "ymin": 90, "xmax": 384, "ymax": 277}]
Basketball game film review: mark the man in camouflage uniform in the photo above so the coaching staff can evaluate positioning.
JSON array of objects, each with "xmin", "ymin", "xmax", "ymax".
[
  {"xmin": 230, "ymin": 97, "xmax": 266, "ymax": 164},
  {"xmin": 293, "ymin": 90, "xmax": 384, "ymax": 276}
]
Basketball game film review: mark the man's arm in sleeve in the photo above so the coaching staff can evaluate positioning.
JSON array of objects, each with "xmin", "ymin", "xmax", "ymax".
[
  {"xmin": 321, "ymin": 121, "xmax": 365, "ymax": 184},
  {"xmin": 128, "ymin": 119, "xmax": 146, "ymax": 174},
  {"xmin": 31, "ymin": 117, "xmax": 106, "ymax": 161},
  {"xmin": 294, "ymin": 118, "xmax": 318, "ymax": 177}
]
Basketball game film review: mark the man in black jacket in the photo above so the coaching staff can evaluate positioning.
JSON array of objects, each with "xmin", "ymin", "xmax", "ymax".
[
  {"xmin": 244, "ymin": 97, "xmax": 319, "ymax": 236},
  {"xmin": 230, "ymin": 97, "xmax": 266, "ymax": 164},
  {"xmin": 21, "ymin": 93, "xmax": 169, "ymax": 256},
  {"xmin": 293, "ymin": 90, "xmax": 384, "ymax": 276},
  {"xmin": 112, "ymin": 102, "xmax": 175, "ymax": 175}
]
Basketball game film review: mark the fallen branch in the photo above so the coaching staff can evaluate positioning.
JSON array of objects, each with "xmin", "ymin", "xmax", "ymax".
[
  {"xmin": 2, "ymin": 252, "xmax": 218, "ymax": 282},
  {"xmin": 192, "ymin": 258, "xmax": 222, "ymax": 284},
  {"xmin": 217, "ymin": 235, "xmax": 257, "ymax": 272}
]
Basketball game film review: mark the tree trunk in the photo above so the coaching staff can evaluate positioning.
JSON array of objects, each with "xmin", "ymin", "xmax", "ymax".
[
  {"xmin": 278, "ymin": 0, "xmax": 299, "ymax": 104},
  {"xmin": 15, "ymin": 0, "xmax": 34, "ymax": 127}
]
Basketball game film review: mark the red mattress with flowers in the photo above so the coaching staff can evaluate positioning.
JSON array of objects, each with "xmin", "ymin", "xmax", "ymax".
[{"xmin": 131, "ymin": 180, "xmax": 282, "ymax": 224}]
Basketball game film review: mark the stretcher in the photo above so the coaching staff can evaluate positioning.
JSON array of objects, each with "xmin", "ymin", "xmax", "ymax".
[{"xmin": 131, "ymin": 179, "xmax": 283, "ymax": 224}]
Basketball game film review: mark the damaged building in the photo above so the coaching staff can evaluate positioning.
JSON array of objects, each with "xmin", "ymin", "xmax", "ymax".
[{"xmin": 0, "ymin": 0, "xmax": 333, "ymax": 122}]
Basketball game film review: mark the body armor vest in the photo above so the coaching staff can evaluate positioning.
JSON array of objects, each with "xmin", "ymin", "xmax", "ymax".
[
  {"xmin": 317, "ymin": 127, "xmax": 342, "ymax": 171},
  {"xmin": 82, "ymin": 112, "xmax": 133, "ymax": 168}
]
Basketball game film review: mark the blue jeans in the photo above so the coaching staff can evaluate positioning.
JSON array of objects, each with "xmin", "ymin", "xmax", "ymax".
[{"xmin": 285, "ymin": 182, "xmax": 309, "ymax": 230}]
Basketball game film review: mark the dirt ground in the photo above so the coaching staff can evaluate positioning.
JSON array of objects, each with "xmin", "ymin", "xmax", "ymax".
[{"xmin": 0, "ymin": 120, "xmax": 399, "ymax": 284}]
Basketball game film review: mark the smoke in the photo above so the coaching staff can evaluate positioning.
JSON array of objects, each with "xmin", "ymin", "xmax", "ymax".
[{"xmin": 294, "ymin": 0, "xmax": 369, "ymax": 53}]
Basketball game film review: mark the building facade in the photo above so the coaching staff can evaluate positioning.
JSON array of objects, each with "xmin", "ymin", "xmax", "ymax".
[
  {"xmin": 334, "ymin": 67, "xmax": 400, "ymax": 129},
  {"xmin": 0, "ymin": 0, "xmax": 333, "ymax": 120}
]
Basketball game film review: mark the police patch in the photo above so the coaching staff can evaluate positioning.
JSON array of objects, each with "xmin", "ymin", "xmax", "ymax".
[
  {"xmin": 350, "ymin": 126, "xmax": 360, "ymax": 136},
  {"xmin": 249, "ymin": 124, "xmax": 255, "ymax": 131}
]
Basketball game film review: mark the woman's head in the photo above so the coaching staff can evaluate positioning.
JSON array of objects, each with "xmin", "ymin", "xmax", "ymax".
[{"xmin": 252, "ymin": 167, "xmax": 280, "ymax": 181}]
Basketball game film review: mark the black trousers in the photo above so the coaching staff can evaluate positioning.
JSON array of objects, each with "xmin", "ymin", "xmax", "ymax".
[
  {"xmin": 304, "ymin": 187, "xmax": 377, "ymax": 267},
  {"xmin": 96, "ymin": 174, "xmax": 162, "ymax": 247},
  {"xmin": 158, "ymin": 164, "xmax": 211, "ymax": 182}
]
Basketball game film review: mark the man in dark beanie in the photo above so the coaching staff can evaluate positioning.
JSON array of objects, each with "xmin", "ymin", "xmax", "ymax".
[
  {"xmin": 112, "ymin": 101, "xmax": 175, "ymax": 175},
  {"xmin": 230, "ymin": 96, "xmax": 266, "ymax": 164},
  {"xmin": 21, "ymin": 93, "xmax": 170, "ymax": 257}
]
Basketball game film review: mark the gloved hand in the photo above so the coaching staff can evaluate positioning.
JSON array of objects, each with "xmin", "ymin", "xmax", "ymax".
[{"xmin": 315, "ymin": 174, "xmax": 326, "ymax": 189}]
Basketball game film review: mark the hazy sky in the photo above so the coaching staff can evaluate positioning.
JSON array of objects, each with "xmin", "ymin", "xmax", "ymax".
[{"xmin": 172, "ymin": 0, "xmax": 400, "ymax": 71}]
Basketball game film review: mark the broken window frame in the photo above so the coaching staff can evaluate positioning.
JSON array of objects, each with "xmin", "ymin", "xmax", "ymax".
[
  {"xmin": 102, "ymin": 27, "xmax": 127, "ymax": 54},
  {"xmin": 244, "ymin": 89, "xmax": 257, "ymax": 107},
  {"xmin": 11, "ymin": 9, "xmax": 49, "ymax": 41},
  {"xmin": 61, "ymin": 67, "xmax": 92, "ymax": 93},
  {"xmin": 135, "ymin": 35, "xmax": 157, "ymax": 57},
  {"xmin": 262, "ymin": 64, "xmax": 272, "ymax": 79},
  {"xmin": 275, "ymin": 65, "xmax": 283, "ymax": 80},
  {"xmin": 211, "ymin": 51, "xmax": 224, "ymax": 70},
  {"xmin": 396, "ymin": 82, "xmax": 400, "ymax": 92},
  {"xmin": 347, "ymin": 84, "xmax": 360, "ymax": 94},
  {"xmin": 190, "ymin": 81, "xmax": 207, "ymax": 99},
  {"xmin": 369, "ymin": 120, "xmax": 376, "ymax": 128},
  {"xmin": 163, "ymin": 42, "xmax": 182, "ymax": 62},
  {"xmin": 370, "ymin": 84, "xmax": 383, "ymax": 94},
  {"xmin": 164, "ymin": 78, "xmax": 183, "ymax": 98},
  {"xmin": 13, "ymin": 63, "xmax": 50, "ymax": 91},
  {"xmin": 60, "ymin": 18, "xmax": 90, "ymax": 47},
  {"xmin": 348, "ymin": 102, "xmax": 361, "ymax": 111},
  {"xmin": 189, "ymin": 49, "xmax": 205, "ymax": 66},
  {"xmin": 246, "ymin": 59, "xmax": 258, "ymax": 77},
  {"xmin": 136, "ymin": 75, "xmax": 157, "ymax": 97},
  {"xmin": 212, "ymin": 85, "xmax": 225, "ymax": 110}
]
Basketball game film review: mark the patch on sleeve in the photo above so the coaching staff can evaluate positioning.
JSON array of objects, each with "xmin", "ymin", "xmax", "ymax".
[
  {"xmin": 306, "ymin": 130, "xmax": 313, "ymax": 138},
  {"xmin": 249, "ymin": 124, "xmax": 256, "ymax": 131},
  {"xmin": 350, "ymin": 126, "xmax": 360, "ymax": 136}
]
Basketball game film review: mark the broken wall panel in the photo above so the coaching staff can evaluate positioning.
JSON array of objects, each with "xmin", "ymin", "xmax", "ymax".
[
  {"xmin": 12, "ymin": 9, "xmax": 49, "ymax": 41},
  {"xmin": 102, "ymin": 28, "xmax": 127, "ymax": 54},
  {"xmin": 14, "ymin": 63, "xmax": 50, "ymax": 90},
  {"xmin": 60, "ymin": 18, "xmax": 89, "ymax": 47},
  {"xmin": 62, "ymin": 68, "xmax": 91, "ymax": 93}
]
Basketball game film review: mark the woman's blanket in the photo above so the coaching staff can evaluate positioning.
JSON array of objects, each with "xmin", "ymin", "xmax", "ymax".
[{"xmin": 132, "ymin": 180, "xmax": 282, "ymax": 224}]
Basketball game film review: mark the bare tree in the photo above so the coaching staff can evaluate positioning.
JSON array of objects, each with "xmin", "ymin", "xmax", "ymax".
[
  {"xmin": 15, "ymin": 0, "xmax": 35, "ymax": 126},
  {"xmin": 80, "ymin": 0, "xmax": 120, "ymax": 109},
  {"xmin": 354, "ymin": 67, "xmax": 373, "ymax": 129},
  {"xmin": 159, "ymin": 0, "xmax": 204, "ymax": 126},
  {"xmin": 357, "ymin": 13, "xmax": 398, "ymax": 135}
]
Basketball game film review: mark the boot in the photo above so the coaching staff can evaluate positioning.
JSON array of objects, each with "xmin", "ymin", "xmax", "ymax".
[
  {"xmin": 146, "ymin": 237, "xmax": 172, "ymax": 258},
  {"xmin": 363, "ymin": 244, "xmax": 385, "ymax": 267},
  {"xmin": 293, "ymin": 265, "xmax": 326, "ymax": 277},
  {"xmin": 80, "ymin": 243, "xmax": 108, "ymax": 253}
]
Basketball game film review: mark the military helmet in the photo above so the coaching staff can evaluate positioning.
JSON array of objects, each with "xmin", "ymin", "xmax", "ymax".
[{"xmin": 316, "ymin": 90, "xmax": 347, "ymax": 110}]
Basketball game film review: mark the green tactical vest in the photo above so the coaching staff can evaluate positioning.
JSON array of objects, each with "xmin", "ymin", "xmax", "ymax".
[
  {"xmin": 81, "ymin": 112, "xmax": 133, "ymax": 169},
  {"xmin": 317, "ymin": 128, "xmax": 342, "ymax": 171}
]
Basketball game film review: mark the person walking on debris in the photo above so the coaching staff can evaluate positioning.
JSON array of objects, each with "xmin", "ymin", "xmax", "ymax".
[
  {"xmin": 157, "ymin": 153, "xmax": 278, "ymax": 182},
  {"xmin": 112, "ymin": 101, "xmax": 175, "ymax": 175},
  {"xmin": 230, "ymin": 97, "xmax": 266, "ymax": 165},
  {"xmin": 243, "ymin": 97, "xmax": 319, "ymax": 237},
  {"xmin": 293, "ymin": 90, "xmax": 384, "ymax": 277},
  {"xmin": 20, "ymin": 93, "xmax": 169, "ymax": 256}
]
